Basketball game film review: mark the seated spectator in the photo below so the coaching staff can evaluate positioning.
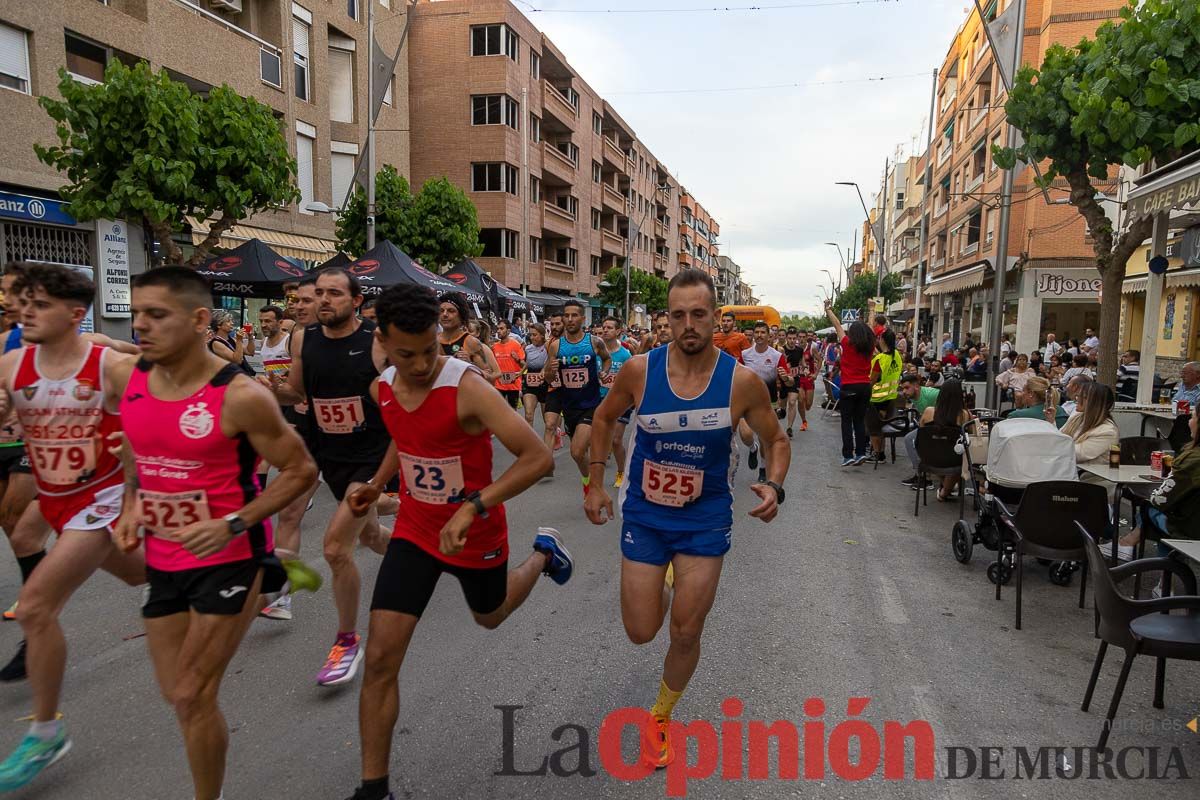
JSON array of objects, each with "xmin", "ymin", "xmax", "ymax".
[
  {"xmin": 1061, "ymin": 352, "xmax": 1095, "ymax": 384},
  {"xmin": 920, "ymin": 379, "xmax": 973, "ymax": 501},
  {"xmin": 1082, "ymin": 328, "xmax": 1100, "ymax": 354},
  {"xmin": 1062, "ymin": 382, "xmax": 1119, "ymax": 479},
  {"xmin": 998, "ymin": 351, "xmax": 1014, "ymax": 375},
  {"xmin": 942, "ymin": 349, "xmax": 961, "ymax": 368},
  {"xmin": 1173, "ymin": 361, "xmax": 1200, "ymax": 408},
  {"xmin": 899, "ymin": 374, "xmax": 941, "ymax": 488},
  {"xmin": 1116, "ymin": 349, "xmax": 1140, "ymax": 401},
  {"xmin": 995, "ymin": 353, "xmax": 1035, "ymax": 395},
  {"xmin": 1008, "ymin": 375, "xmax": 1068, "ymax": 428},
  {"xmin": 1029, "ymin": 350, "xmax": 1045, "ymax": 375},
  {"xmin": 964, "ymin": 347, "xmax": 987, "ymax": 379},
  {"xmin": 1122, "ymin": 403, "xmax": 1200, "ymax": 551},
  {"xmin": 925, "ymin": 359, "xmax": 945, "ymax": 387},
  {"xmin": 1061, "ymin": 373, "xmax": 1092, "ymax": 417},
  {"xmin": 1066, "ymin": 338, "xmax": 1082, "ymax": 359},
  {"xmin": 1047, "ymin": 353, "xmax": 1065, "ymax": 385}
]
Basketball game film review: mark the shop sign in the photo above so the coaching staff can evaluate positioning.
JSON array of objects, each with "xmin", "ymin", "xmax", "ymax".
[
  {"xmin": 97, "ymin": 220, "xmax": 131, "ymax": 318},
  {"xmin": 0, "ymin": 191, "xmax": 76, "ymax": 226},
  {"xmin": 1032, "ymin": 269, "xmax": 1102, "ymax": 299}
]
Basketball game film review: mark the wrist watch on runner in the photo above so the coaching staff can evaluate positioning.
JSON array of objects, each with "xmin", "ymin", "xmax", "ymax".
[
  {"xmin": 464, "ymin": 490, "xmax": 488, "ymax": 518},
  {"xmin": 762, "ymin": 481, "xmax": 785, "ymax": 505},
  {"xmin": 224, "ymin": 513, "xmax": 248, "ymax": 535}
]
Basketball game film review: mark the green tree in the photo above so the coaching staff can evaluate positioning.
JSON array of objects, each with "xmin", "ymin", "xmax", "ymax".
[
  {"xmin": 34, "ymin": 61, "xmax": 299, "ymax": 267},
  {"xmin": 996, "ymin": 0, "xmax": 1200, "ymax": 385},
  {"xmin": 598, "ymin": 267, "xmax": 668, "ymax": 315},
  {"xmin": 832, "ymin": 272, "xmax": 902, "ymax": 317},
  {"xmin": 781, "ymin": 314, "xmax": 823, "ymax": 330},
  {"xmin": 335, "ymin": 165, "xmax": 413, "ymax": 258},
  {"xmin": 402, "ymin": 177, "xmax": 484, "ymax": 270}
]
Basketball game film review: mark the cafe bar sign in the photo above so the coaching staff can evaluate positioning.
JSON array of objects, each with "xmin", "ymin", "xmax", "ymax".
[{"xmin": 1126, "ymin": 156, "xmax": 1200, "ymax": 222}]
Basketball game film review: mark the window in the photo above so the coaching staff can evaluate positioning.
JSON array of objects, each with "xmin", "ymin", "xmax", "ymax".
[
  {"xmin": 592, "ymin": 161, "xmax": 602, "ymax": 183},
  {"xmin": 565, "ymin": 86, "xmax": 579, "ymax": 109},
  {"xmin": 529, "ymin": 113, "xmax": 541, "ymax": 143},
  {"xmin": 470, "ymin": 24, "xmax": 518, "ymax": 61},
  {"xmin": 529, "ymin": 176, "xmax": 541, "ymax": 204},
  {"xmin": 895, "ymin": 191, "xmax": 905, "ymax": 211},
  {"xmin": 296, "ymin": 121, "xmax": 316, "ymax": 212},
  {"xmin": 292, "ymin": 7, "xmax": 312, "ymax": 102},
  {"xmin": 591, "ymin": 208, "xmax": 601, "ymax": 230},
  {"xmin": 65, "ymin": 32, "xmax": 107, "ymax": 85},
  {"xmin": 472, "ymin": 94, "xmax": 519, "ymax": 129},
  {"xmin": 530, "ymin": 50, "xmax": 540, "ymax": 80},
  {"xmin": 480, "ymin": 228, "xmax": 519, "ymax": 258},
  {"xmin": 965, "ymin": 209, "xmax": 982, "ymax": 250},
  {"xmin": 591, "ymin": 255, "xmax": 601, "ymax": 276},
  {"xmin": 990, "ymin": 133, "xmax": 1002, "ymax": 171},
  {"xmin": 471, "ymin": 162, "xmax": 519, "ymax": 195},
  {"xmin": 347, "ymin": 0, "xmax": 359, "ymax": 20},
  {"xmin": 554, "ymin": 247, "xmax": 577, "ymax": 267},
  {"xmin": 0, "ymin": 23, "xmax": 31, "ymax": 93},
  {"xmin": 530, "ymin": 237, "xmax": 541, "ymax": 263},
  {"xmin": 592, "ymin": 113, "xmax": 602, "ymax": 135},
  {"xmin": 330, "ymin": 142, "xmax": 358, "ymax": 209},
  {"xmin": 554, "ymin": 195, "xmax": 578, "ymax": 218},
  {"xmin": 382, "ymin": 75, "xmax": 394, "ymax": 106},
  {"xmin": 328, "ymin": 36, "xmax": 355, "ymax": 123},
  {"xmin": 555, "ymin": 141, "xmax": 578, "ymax": 165}
]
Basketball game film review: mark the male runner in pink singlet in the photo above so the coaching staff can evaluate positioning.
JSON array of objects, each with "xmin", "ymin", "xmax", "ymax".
[
  {"xmin": 112, "ymin": 267, "xmax": 317, "ymax": 800},
  {"xmin": 339, "ymin": 284, "xmax": 573, "ymax": 800},
  {"xmin": 0, "ymin": 264, "xmax": 145, "ymax": 791}
]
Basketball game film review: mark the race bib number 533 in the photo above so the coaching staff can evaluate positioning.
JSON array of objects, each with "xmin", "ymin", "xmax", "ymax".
[
  {"xmin": 313, "ymin": 397, "xmax": 365, "ymax": 434},
  {"xmin": 399, "ymin": 453, "xmax": 466, "ymax": 505},
  {"xmin": 642, "ymin": 462, "xmax": 704, "ymax": 508}
]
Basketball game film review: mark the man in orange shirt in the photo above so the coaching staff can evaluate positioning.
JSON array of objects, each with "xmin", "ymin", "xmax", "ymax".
[
  {"xmin": 713, "ymin": 311, "xmax": 750, "ymax": 362},
  {"xmin": 491, "ymin": 319, "xmax": 526, "ymax": 409}
]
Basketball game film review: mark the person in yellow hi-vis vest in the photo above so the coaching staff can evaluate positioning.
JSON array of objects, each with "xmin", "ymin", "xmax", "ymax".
[{"xmin": 867, "ymin": 328, "xmax": 904, "ymax": 463}]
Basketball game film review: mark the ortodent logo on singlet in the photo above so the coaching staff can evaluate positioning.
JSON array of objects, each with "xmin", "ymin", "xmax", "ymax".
[{"xmin": 178, "ymin": 402, "xmax": 215, "ymax": 440}]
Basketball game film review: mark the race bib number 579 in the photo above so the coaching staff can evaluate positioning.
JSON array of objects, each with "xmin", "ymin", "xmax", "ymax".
[
  {"xmin": 28, "ymin": 438, "xmax": 96, "ymax": 485},
  {"xmin": 641, "ymin": 462, "xmax": 704, "ymax": 508}
]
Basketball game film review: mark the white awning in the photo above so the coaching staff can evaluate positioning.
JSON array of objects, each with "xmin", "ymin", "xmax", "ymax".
[
  {"xmin": 1121, "ymin": 267, "xmax": 1200, "ymax": 294},
  {"xmin": 924, "ymin": 263, "xmax": 987, "ymax": 295}
]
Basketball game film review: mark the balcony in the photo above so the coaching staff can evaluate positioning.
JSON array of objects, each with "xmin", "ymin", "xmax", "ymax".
[
  {"xmin": 165, "ymin": 0, "xmax": 284, "ymax": 97},
  {"xmin": 601, "ymin": 229, "xmax": 626, "ymax": 256},
  {"xmin": 655, "ymin": 187, "xmax": 671, "ymax": 207},
  {"xmin": 940, "ymin": 90, "xmax": 957, "ymax": 114},
  {"xmin": 542, "ymin": 142, "xmax": 577, "ymax": 185},
  {"xmin": 654, "ymin": 220, "xmax": 667, "ymax": 240},
  {"xmin": 602, "ymin": 136, "xmax": 626, "ymax": 170},
  {"xmin": 544, "ymin": 259, "xmax": 575, "ymax": 275},
  {"xmin": 543, "ymin": 201, "xmax": 576, "ymax": 237},
  {"xmin": 934, "ymin": 203, "xmax": 948, "ymax": 218},
  {"xmin": 937, "ymin": 145, "xmax": 952, "ymax": 166},
  {"xmin": 602, "ymin": 183, "xmax": 627, "ymax": 215},
  {"xmin": 966, "ymin": 172, "xmax": 984, "ymax": 191},
  {"xmin": 961, "ymin": 241, "xmax": 980, "ymax": 257},
  {"xmin": 542, "ymin": 81, "xmax": 578, "ymax": 130},
  {"xmin": 933, "ymin": 257, "xmax": 947, "ymax": 270}
]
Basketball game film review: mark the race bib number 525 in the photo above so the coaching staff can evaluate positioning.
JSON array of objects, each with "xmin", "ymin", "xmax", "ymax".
[{"xmin": 641, "ymin": 462, "xmax": 704, "ymax": 508}]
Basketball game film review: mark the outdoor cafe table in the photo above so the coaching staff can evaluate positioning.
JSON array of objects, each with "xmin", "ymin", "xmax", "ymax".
[
  {"xmin": 1115, "ymin": 403, "xmax": 1183, "ymax": 437},
  {"xmin": 1161, "ymin": 539, "xmax": 1200, "ymax": 565},
  {"xmin": 1076, "ymin": 464, "xmax": 1164, "ymax": 536}
]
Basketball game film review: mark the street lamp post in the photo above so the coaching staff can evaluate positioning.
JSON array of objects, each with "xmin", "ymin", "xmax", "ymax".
[{"xmin": 836, "ymin": 180, "xmax": 887, "ymax": 299}]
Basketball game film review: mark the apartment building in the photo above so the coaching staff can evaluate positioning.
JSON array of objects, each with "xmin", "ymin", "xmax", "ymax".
[
  {"xmin": 921, "ymin": 0, "xmax": 1124, "ymax": 352},
  {"xmin": 882, "ymin": 155, "xmax": 926, "ymax": 322},
  {"xmin": 407, "ymin": 0, "xmax": 720, "ymax": 313},
  {"xmin": 0, "ymin": 0, "xmax": 410, "ymax": 336},
  {"xmin": 715, "ymin": 255, "xmax": 743, "ymax": 307}
]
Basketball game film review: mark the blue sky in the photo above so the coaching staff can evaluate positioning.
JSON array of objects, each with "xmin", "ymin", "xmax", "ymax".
[{"xmin": 517, "ymin": 0, "xmax": 967, "ymax": 313}]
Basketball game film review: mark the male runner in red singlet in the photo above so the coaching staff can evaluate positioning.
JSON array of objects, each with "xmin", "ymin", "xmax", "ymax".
[
  {"xmin": 113, "ymin": 267, "xmax": 317, "ymax": 800},
  {"xmin": 0, "ymin": 264, "xmax": 145, "ymax": 790},
  {"xmin": 340, "ymin": 284, "xmax": 573, "ymax": 800}
]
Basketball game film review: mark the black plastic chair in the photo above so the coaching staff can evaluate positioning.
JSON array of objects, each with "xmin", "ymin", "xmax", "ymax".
[
  {"xmin": 1119, "ymin": 436, "xmax": 1170, "ymax": 466},
  {"xmin": 913, "ymin": 425, "xmax": 961, "ymax": 517},
  {"xmin": 1074, "ymin": 524, "xmax": 1200, "ymax": 751},
  {"xmin": 874, "ymin": 407, "xmax": 918, "ymax": 471},
  {"xmin": 994, "ymin": 482, "xmax": 1108, "ymax": 630}
]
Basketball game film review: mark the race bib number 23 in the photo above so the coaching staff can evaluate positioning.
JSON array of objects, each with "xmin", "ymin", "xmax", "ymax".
[{"xmin": 399, "ymin": 453, "xmax": 466, "ymax": 505}]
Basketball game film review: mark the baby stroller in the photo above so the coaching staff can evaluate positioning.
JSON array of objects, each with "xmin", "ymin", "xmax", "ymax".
[{"xmin": 951, "ymin": 416, "xmax": 1078, "ymax": 585}]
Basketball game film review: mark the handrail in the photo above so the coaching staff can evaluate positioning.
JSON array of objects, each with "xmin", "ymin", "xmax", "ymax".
[{"xmin": 169, "ymin": 0, "xmax": 282, "ymax": 55}]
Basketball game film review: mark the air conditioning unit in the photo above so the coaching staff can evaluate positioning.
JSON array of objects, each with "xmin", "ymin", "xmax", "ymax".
[{"xmin": 210, "ymin": 0, "xmax": 243, "ymax": 13}]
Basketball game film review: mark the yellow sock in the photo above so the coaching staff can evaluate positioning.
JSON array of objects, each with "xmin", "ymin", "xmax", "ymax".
[
  {"xmin": 651, "ymin": 679, "xmax": 684, "ymax": 720},
  {"xmin": 664, "ymin": 563, "xmax": 675, "ymax": 589}
]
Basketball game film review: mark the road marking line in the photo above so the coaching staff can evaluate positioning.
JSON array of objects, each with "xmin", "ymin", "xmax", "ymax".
[{"xmin": 878, "ymin": 575, "xmax": 910, "ymax": 625}]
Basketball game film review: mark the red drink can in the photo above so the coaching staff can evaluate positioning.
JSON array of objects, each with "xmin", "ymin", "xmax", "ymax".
[
  {"xmin": 1177, "ymin": 400, "xmax": 1191, "ymax": 416},
  {"xmin": 1150, "ymin": 451, "xmax": 1163, "ymax": 474}
]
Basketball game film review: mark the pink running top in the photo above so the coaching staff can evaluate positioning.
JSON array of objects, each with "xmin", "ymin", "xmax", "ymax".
[{"xmin": 120, "ymin": 360, "xmax": 273, "ymax": 572}]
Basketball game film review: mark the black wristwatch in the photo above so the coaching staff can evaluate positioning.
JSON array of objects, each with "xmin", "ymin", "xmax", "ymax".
[
  {"xmin": 464, "ymin": 490, "xmax": 489, "ymax": 518},
  {"xmin": 223, "ymin": 514, "xmax": 248, "ymax": 535},
  {"xmin": 763, "ymin": 481, "xmax": 786, "ymax": 505}
]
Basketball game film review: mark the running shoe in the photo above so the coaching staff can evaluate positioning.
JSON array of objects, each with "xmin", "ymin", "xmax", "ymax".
[
  {"xmin": 0, "ymin": 729, "xmax": 71, "ymax": 791},
  {"xmin": 900, "ymin": 474, "xmax": 919, "ymax": 486},
  {"xmin": 533, "ymin": 528, "xmax": 573, "ymax": 585},
  {"xmin": 3, "ymin": 601, "xmax": 16, "ymax": 621},
  {"xmin": 641, "ymin": 714, "xmax": 675, "ymax": 769},
  {"xmin": 343, "ymin": 791, "xmax": 395, "ymax": 800},
  {"xmin": 613, "ymin": 472, "xmax": 624, "ymax": 489},
  {"xmin": 317, "ymin": 633, "xmax": 363, "ymax": 686},
  {"xmin": 747, "ymin": 446, "xmax": 758, "ymax": 471},
  {"xmin": 853, "ymin": 454, "xmax": 870, "ymax": 466},
  {"xmin": 260, "ymin": 594, "xmax": 293, "ymax": 621},
  {"xmin": 801, "ymin": 421, "xmax": 808, "ymax": 432},
  {"xmin": 554, "ymin": 429, "xmax": 565, "ymax": 450},
  {"xmin": 0, "ymin": 641, "xmax": 26, "ymax": 683},
  {"xmin": 840, "ymin": 457, "xmax": 856, "ymax": 467},
  {"xmin": 283, "ymin": 559, "xmax": 323, "ymax": 594}
]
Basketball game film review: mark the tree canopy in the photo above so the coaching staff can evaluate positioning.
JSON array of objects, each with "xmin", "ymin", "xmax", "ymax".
[
  {"xmin": 996, "ymin": 0, "xmax": 1200, "ymax": 384},
  {"xmin": 597, "ymin": 267, "xmax": 668, "ymax": 315},
  {"xmin": 832, "ymin": 272, "xmax": 902, "ymax": 317},
  {"xmin": 35, "ymin": 61, "xmax": 299, "ymax": 267}
]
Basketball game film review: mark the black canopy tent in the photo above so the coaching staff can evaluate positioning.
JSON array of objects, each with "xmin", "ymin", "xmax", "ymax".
[
  {"xmin": 318, "ymin": 252, "xmax": 352, "ymax": 270},
  {"xmin": 346, "ymin": 241, "xmax": 465, "ymax": 298},
  {"xmin": 195, "ymin": 239, "xmax": 309, "ymax": 298},
  {"xmin": 443, "ymin": 259, "xmax": 544, "ymax": 320}
]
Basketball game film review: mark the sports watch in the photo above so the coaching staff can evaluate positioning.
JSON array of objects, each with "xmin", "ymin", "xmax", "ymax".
[
  {"xmin": 224, "ymin": 514, "xmax": 248, "ymax": 535},
  {"xmin": 763, "ymin": 481, "xmax": 786, "ymax": 505},
  {"xmin": 464, "ymin": 490, "xmax": 489, "ymax": 518}
]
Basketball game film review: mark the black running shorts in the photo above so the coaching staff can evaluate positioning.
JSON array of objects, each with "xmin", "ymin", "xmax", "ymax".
[
  {"xmin": 320, "ymin": 459, "xmax": 377, "ymax": 503},
  {"xmin": 0, "ymin": 448, "xmax": 31, "ymax": 480},
  {"xmin": 143, "ymin": 560, "xmax": 261, "ymax": 618},
  {"xmin": 543, "ymin": 390, "xmax": 563, "ymax": 415},
  {"xmin": 371, "ymin": 538, "xmax": 507, "ymax": 618},
  {"xmin": 562, "ymin": 407, "xmax": 595, "ymax": 438}
]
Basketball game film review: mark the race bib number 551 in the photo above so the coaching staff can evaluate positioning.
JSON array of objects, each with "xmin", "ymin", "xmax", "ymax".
[
  {"xmin": 399, "ymin": 453, "xmax": 465, "ymax": 505},
  {"xmin": 313, "ymin": 397, "xmax": 365, "ymax": 434},
  {"xmin": 641, "ymin": 462, "xmax": 704, "ymax": 508}
]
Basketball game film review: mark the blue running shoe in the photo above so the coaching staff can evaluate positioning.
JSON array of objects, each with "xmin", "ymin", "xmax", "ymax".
[
  {"xmin": 533, "ymin": 528, "xmax": 573, "ymax": 585},
  {"xmin": 0, "ymin": 729, "xmax": 71, "ymax": 791}
]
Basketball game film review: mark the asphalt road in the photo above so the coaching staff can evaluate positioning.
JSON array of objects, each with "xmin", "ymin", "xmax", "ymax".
[{"xmin": 0, "ymin": 400, "xmax": 1196, "ymax": 799}]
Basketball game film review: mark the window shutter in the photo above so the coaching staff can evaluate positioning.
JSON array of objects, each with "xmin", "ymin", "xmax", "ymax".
[
  {"xmin": 0, "ymin": 24, "xmax": 30, "ymax": 86},
  {"xmin": 329, "ymin": 48, "xmax": 354, "ymax": 122},
  {"xmin": 292, "ymin": 18, "xmax": 310, "ymax": 60},
  {"xmin": 296, "ymin": 133, "xmax": 315, "ymax": 207}
]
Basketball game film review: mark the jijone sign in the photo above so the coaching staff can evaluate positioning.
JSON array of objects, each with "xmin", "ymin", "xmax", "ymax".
[{"xmin": 1033, "ymin": 270, "xmax": 1102, "ymax": 299}]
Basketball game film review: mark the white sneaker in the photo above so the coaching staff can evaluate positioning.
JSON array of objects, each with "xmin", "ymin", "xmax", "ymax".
[
  {"xmin": 1098, "ymin": 541, "xmax": 1134, "ymax": 562},
  {"xmin": 260, "ymin": 594, "xmax": 293, "ymax": 621}
]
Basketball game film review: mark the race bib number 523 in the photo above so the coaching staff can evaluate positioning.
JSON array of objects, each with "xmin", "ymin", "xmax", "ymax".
[
  {"xmin": 641, "ymin": 462, "xmax": 704, "ymax": 508},
  {"xmin": 137, "ymin": 489, "xmax": 211, "ymax": 539}
]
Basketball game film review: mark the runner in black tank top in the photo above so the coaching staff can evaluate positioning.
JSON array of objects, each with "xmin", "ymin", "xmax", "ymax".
[
  {"xmin": 278, "ymin": 268, "xmax": 391, "ymax": 687},
  {"xmin": 440, "ymin": 330, "xmax": 468, "ymax": 357}
]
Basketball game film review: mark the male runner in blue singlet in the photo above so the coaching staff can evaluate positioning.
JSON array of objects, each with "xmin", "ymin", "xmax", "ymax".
[
  {"xmin": 543, "ymin": 300, "xmax": 611, "ymax": 495},
  {"xmin": 585, "ymin": 270, "xmax": 790, "ymax": 769},
  {"xmin": 598, "ymin": 317, "xmax": 633, "ymax": 488}
]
